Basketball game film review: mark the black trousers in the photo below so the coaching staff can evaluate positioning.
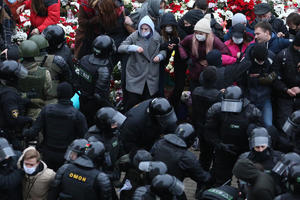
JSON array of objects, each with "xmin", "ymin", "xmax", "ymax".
[{"xmin": 124, "ymin": 83, "xmax": 157, "ymax": 112}]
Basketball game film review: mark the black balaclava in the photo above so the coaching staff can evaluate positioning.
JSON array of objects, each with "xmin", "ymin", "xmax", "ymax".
[
  {"xmin": 57, "ymin": 82, "xmax": 73, "ymax": 100},
  {"xmin": 206, "ymin": 50, "xmax": 222, "ymax": 67}
]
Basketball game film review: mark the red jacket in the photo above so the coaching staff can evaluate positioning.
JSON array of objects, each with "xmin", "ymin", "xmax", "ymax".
[{"xmin": 24, "ymin": 0, "xmax": 60, "ymax": 33}]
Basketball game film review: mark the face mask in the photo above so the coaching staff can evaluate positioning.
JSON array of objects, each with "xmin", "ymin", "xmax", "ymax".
[
  {"xmin": 195, "ymin": 34, "xmax": 206, "ymax": 42},
  {"xmin": 232, "ymin": 37, "xmax": 243, "ymax": 44},
  {"xmin": 23, "ymin": 163, "xmax": 37, "ymax": 175},
  {"xmin": 254, "ymin": 58, "xmax": 265, "ymax": 65},
  {"xmin": 260, "ymin": 17, "xmax": 271, "ymax": 22},
  {"xmin": 165, "ymin": 26, "xmax": 173, "ymax": 33},
  {"xmin": 159, "ymin": 9, "xmax": 164, "ymax": 15},
  {"xmin": 141, "ymin": 31, "xmax": 150, "ymax": 37},
  {"xmin": 7, "ymin": 0, "xmax": 16, "ymax": 3},
  {"xmin": 252, "ymin": 148, "xmax": 270, "ymax": 162}
]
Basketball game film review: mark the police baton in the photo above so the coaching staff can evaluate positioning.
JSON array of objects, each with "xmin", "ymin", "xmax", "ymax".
[{"xmin": 222, "ymin": 179, "xmax": 232, "ymax": 186}]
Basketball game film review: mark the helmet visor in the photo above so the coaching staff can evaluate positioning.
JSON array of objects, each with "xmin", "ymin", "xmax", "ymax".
[
  {"xmin": 169, "ymin": 177, "xmax": 184, "ymax": 196},
  {"xmin": 156, "ymin": 108, "xmax": 177, "ymax": 131},
  {"xmin": 112, "ymin": 111, "xmax": 126, "ymax": 128},
  {"xmin": 221, "ymin": 99, "xmax": 243, "ymax": 113},
  {"xmin": 272, "ymin": 161, "xmax": 288, "ymax": 176},
  {"xmin": 282, "ymin": 118, "xmax": 297, "ymax": 137},
  {"xmin": 250, "ymin": 136, "xmax": 269, "ymax": 149},
  {"xmin": 0, "ymin": 146, "xmax": 15, "ymax": 162}
]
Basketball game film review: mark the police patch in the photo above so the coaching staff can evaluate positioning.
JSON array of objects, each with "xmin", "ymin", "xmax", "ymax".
[{"xmin": 11, "ymin": 109, "xmax": 19, "ymax": 118}]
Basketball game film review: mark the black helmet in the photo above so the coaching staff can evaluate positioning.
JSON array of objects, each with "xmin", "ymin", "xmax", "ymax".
[
  {"xmin": 148, "ymin": 98, "xmax": 177, "ymax": 132},
  {"xmin": 139, "ymin": 161, "xmax": 168, "ymax": 179},
  {"xmin": 221, "ymin": 86, "xmax": 243, "ymax": 113},
  {"xmin": 200, "ymin": 185, "xmax": 239, "ymax": 200},
  {"xmin": 0, "ymin": 60, "xmax": 28, "ymax": 81},
  {"xmin": 249, "ymin": 127, "xmax": 271, "ymax": 149},
  {"xmin": 272, "ymin": 152, "xmax": 300, "ymax": 177},
  {"xmin": 84, "ymin": 141, "xmax": 105, "ymax": 161},
  {"xmin": 92, "ymin": 35, "xmax": 116, "ymax": 58},
  {"xmin": 64, "ymin": 139, "xmax": 88, "ymax": 161},
  {"xmin": 282, "ymin": 110, "xmax": 300, "ymax": 137},
  {"xmin": 132, "ymin": 149, "xmax": 153, "ymax": 168},
  {"xmin": 133, "ymin": 186, "xmax": 155, "ymax": 200},
  {"xmin": 42, "ymin": 25, "xmax": 65, "ymax": 50},
  {"xmin": 288, "ymin": 164, "xmax": 300, "ymax": 194},
  {"xmin": 0, "ymin": 137, "xmax": 15, "ymax": 163},
  {"xmin": 175, "ymin": 123, "xmax": 195, "ymax": 148},
  {"xmin": 151, "ymin": 174, "xmax": 184, "ymax": 197},
  {"xmin": 95, "ymin": 107, "xmax": 126, "ymax": 133}
]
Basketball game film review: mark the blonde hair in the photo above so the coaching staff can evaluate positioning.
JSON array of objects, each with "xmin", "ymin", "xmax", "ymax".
[{"xmin": 23, "ymin": 149, "xmax": 41, "ymax": 162}]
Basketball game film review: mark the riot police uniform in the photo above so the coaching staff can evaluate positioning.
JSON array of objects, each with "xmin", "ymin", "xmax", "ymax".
[
  {"xmin": 282, "ymin": 110, "xmax": 300, "ymax": 154},
  {"xmin": 48, "ymin": 141, "xmax": 113, "ymax": 200},
  {"xmin": 0, "ymin": 61, "xmax": 33, "ymax": 149},
  {"xmin": 205, "ymin": 86, "xmax": 262, "ymax": 186},
  {"xmin": 239, "ymin": 127, "xmax": 283, "ymax": 171},
  {"xmin": 64, "ymin": 138, "xmax": 89, "ymax": 162},
  {"xmin": 29, "ymin": 34, "xmax": 72, "ymax": 97},
  {"xmin": 120, "ymin": 97, "xmax": 177, "ymax": 153},
  {"xmin": 85, "ymin": 107, "xmax": 126, "ymax": 181},
  {"xmin": 23, "ymin": 82, "xmax": 87, "ymax": 171},
  {"xmin": 75, "ymin": 35, "xmax": 115, "ymax": 126},
  {"xmin": 151, "ymin": 124, "xmax": 211, "ymax": 199}
]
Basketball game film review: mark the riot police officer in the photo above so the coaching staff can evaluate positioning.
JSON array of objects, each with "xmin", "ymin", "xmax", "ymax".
[
  {"xmin": 239, "ymin": 127, "xmax": 283, "ymax": 171},
  {"xmin": 29, "ymin": 34, "xmax": 72, "ymax": 95},
  {"xmin": 0, "ymin": 137, "xmax": 23, "ymax": 200},
  {"xmin": 85, "ymin": 107, "xmax": 126, "ymax": 181},
  {"xmin": 120, "ymin": 97, "xmax": 177, "ymax": 153},
  {"xmin": 205, "ymin": 85, "xmax": 262, "ymax": 186},
  {"xmin": 64, "ymin": 138, "xmax": 89, "ymax": 162},
  {"xmin": 23, "ymin": 82, "xmax": 88, "ymax": 171},
  {"xmin": 75, "ymin": 35, "xmax": 115, "ymax": 126},
  {"xmin": 199, "ymin": 185, "xmax": 240, "ymax": 200},
  {"xmin": 0, "ymin": 60, "xmax": 33, "ymax": 149},
  {"xmin": 133, "ymin": 174, "xmax": 185, "ymax": 200},
  {"xmin": 48, "ymin": 141, "xmax": 113, "ymax": 200},
  {"xmin": 282, "ymin": 110, "xmax": 300, "ymax": 154},
  {"xmin": 42, "ymin": 25, "xmax": 74, "ymax": 74},
  {"xmin": 274, "ymin": 163, "xmax": 300, "ymax": 200},
  {"xmin": 151, "ymin": 123, "xmax": 211, "ymax": 199},
  {"xmin": 17, "ymin": 40, "xmax": 54, "ymax": 119}
]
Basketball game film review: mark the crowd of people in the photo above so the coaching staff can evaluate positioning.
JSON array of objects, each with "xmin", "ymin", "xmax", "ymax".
[{"xmin": 0, "ymin": 0, "xmax": 300, "ymax": 199}]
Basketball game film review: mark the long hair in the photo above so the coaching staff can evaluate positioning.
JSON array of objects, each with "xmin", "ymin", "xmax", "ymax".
[
  {"xmin": 161, "ymin": 25, "xmax": 179, "ymax": 42},
  {"xmin": 97, "ymin": 0, "xmax": 118, "ymax": 28},
  {"xmin": 191, "ymin": 32, "xmax": 214, "ymax": 59},
  {"xmin": 32, "ymin": 0, "xmax": 48, "ymax": 17}
]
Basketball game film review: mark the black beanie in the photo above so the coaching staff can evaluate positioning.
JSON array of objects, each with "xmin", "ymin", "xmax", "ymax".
[
  {"xmin": 57, "ymin": 82, "xmax": 73, "ymax": 99},
  {"xmin": 294, "ymin": 30, "xmax": 300, "ymax": 46},
  {"xmin": 7, "ymin": 45, "xmax": 20, "ymax": 61},
  {"xmin": 206, "ymin": 50, "xmax": 222, "ymax": 67},
  {"xmin": 252, "ymin": 44, "xmax": 268, "ymax": 61},
  {"xmin": 182, "ymin": 10, "xmax": 204, "ymax": 26},
  {"xmin": 201, "ymin": 66, "xmax": 217, "ymax": 88}
]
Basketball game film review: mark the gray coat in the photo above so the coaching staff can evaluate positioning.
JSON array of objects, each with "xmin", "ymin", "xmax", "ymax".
[{"xmin": 118, "ymin": 16, "xmax": 166, "ymax": 96}]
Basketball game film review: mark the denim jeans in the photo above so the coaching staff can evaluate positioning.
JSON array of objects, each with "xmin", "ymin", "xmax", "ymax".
[{"xmin": 255, "ymin": 98, "xmax": 273, "ymax": 127}]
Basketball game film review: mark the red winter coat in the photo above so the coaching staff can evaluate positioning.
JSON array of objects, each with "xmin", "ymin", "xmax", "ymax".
[{"xmin": 24, "ymin": 0, "xmax": 60, "ymax": 33}]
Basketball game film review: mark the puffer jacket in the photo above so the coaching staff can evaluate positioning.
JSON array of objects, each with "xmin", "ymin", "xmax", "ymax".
[{"xmin": 17, "ymin": 146, "xmax": 56, "ymax": 200}]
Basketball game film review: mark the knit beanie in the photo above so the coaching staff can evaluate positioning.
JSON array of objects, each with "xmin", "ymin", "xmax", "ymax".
[
  {"xmin": 57, "ymin": 82, "xmax": 73, "ymax": 99},
  {"xmin": 252, "ymin": 44, "xmax": 268, "ymax": 61},
  {"xmin": 232, "ymin": 13, "xmax": 247, "ymax": 26},
  {"xmin": 294, "ymin": 31, "xmax": 300, "ymax": 46},
  {"xmin": 201, "ymin": 66, "xmax": 217, "ymax": 87},
  {"xmin": 194, "ymin": 16, "xmax": 211, "ymax": 33}
]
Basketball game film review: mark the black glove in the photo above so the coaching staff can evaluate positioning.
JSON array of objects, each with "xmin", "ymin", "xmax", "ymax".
[{"xmin": 217, "ymin": 143, "xmax": 237, "ymax": 155}]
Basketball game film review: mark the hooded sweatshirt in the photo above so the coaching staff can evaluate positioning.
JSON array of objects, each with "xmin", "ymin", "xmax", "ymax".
[{"xmin": 233, "ymin": 158, "xmax": 275, "ymax": 200}]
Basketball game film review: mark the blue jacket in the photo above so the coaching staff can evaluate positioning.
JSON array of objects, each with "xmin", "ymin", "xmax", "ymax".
[{"xmin": 267, "ymin": 33, "xmax": 291, "ymax": 54}]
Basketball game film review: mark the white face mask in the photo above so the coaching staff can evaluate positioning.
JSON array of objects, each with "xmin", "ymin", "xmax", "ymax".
[
  {"xmin": 232, "ymin": 37, "xmax": 243, "ymax": 44},
  {"xmin": 141, "ymin": 31, "xmax": 150, "ymax": 37},
  {"xmin": 195, "ymin": 34, "xmax": 206, "ymax": 42},
  {"xmin": 165, "ymin": 26, "xmax": 173, "ymax": 33},
  {"xmin": 23, "ymin": 163, "xmax": 37, "ymax": 175}
]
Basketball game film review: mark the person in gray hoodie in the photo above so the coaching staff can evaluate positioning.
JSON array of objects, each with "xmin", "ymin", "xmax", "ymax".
[{"xmin": 118, "ymin": 15, "xmax": 166, "ymax": 111}]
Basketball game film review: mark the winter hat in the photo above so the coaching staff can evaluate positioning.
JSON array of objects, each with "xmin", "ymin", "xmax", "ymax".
[
  {"xmin": 294, "ymin": 30, "xmax": 300, "ymax": 46},
  {"xmin": 160, "ymin": 12, "xmax": 177, "ymax": 28},
  {"xmin": 7, "ymin": 45, "xmax": 20, "ymax": 61},
  {"xmin": 201, "ymin": 66, "xmax": 217, "ymax": 87},
  {"xmin": 252, "ymin": 44, "xmax": 268, "ymax": 61},
  {"xmin": 254, "ymin": 3, "xmax": 271, "ymax": 15},
  {"xmin": 194, "ymin": 17, "xmax": 211, "ymax": 33},
  {"xmin": 57, "ymin": 82, "xmax": 74, "ymax": 99},
  {"xmin": 232, "ymin": 13, "xmax": 247, "ymax": 26},
  {"xmin": 206, "ymin": 50, "xmax": 222, "ymax": 67},
  {"xmin": 231, "ymin": 23, "xmax": 246, "ymax": 39},
  {"xmin": 182, "ymin": 9, "xmax": 204, "ymax": 26}
]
